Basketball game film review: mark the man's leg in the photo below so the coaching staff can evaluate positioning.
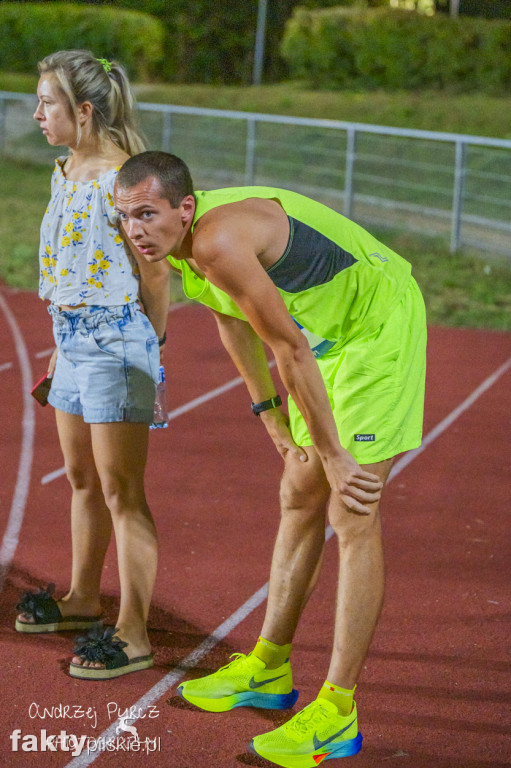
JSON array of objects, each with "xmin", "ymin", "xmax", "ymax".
[
  {"xmin": 178, "ymin": 446, "xmax": 330, "ymax": 711},
  {"xmin": 249, "ymin": 457, "xmax": 394, "ymax": 767},
  {"xmin": 260, "ymin": 455, "xmax": 392, "ymax": 705},
  {"xmin": 260, "ymin": 446, "xmax": 331, "ymax": 646},
  {"xmin": 326, "ymin": 457, "xmax": 393, "ymax": 689}
]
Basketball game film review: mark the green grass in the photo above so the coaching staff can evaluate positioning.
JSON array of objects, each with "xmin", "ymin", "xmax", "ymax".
[
  {"xmin": 0, "ymin": 159, "xmax": 51, "ymax": 289},
  {"xmin": 134, "ymin": 83, "xmax": 511, "ymax": 140},
  {"xmin": 2, "ymin": 72, "xmax": 511, "ymax": 139},
  {"xmin": 372, "ymin": 229, "xmax": 511, "ymax": 331},
  {"xmin": 0, "ymin": 72, "xmax": 36, "ymax": 93},
  {"xmin": 1, "ymin": 157, "xmax": 509, "ymax": 331},
  {"xmin": 1, "ymin": 75, "xmax": 510, "ymax": 330}
]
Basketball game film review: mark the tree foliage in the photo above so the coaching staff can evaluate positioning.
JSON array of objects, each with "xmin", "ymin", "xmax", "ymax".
[
  {"xmin": 282, "ymin": 6, "xmax": 511, "ymax": 92},
  {"xmin": 1, "ymin": 0, "xmax": 511, "ymax": 84},
  {"xmin": 435, "ymin": 0, "xmax": 511, "ymax": 17},
  {"xmin": 0, "ymin": 3, "xmax": 164, "ymax": 79}
]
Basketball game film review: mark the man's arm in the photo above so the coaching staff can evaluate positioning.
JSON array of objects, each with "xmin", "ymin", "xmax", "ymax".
[
  {"xmin": 211, "ymin": 309, "xmax": 307, "ymax": 462},
  {"xmin": 193, "ymin": 224, "xmax": 383, "ymax": 513},
  {"xmin": 133, "ymin": 248, "xmax": 171, "ymax": 342}
]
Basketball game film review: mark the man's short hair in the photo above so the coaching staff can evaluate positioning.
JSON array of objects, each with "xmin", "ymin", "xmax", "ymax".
[{"xmin": 116, "ymin": 151, "xmax": 194, "ymax": 208}]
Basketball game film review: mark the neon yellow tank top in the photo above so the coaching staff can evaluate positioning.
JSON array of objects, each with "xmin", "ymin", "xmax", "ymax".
[{"xmin": 167, "ymin": 186, "xmax": 411, "ymax": 355}]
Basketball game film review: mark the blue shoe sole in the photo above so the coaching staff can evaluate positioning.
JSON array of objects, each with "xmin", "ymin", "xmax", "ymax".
[
  {"xmin": 324, "ymin": 732, "xmax": 363, "ymax": 759},
  {"xmin": 248, "ymin": 732, "xmax": 363, "ymax": 766},
  {"xmin": 231, "ymin": 689, "xmax": 299, "ymax": 710},
  {"xmin": 177, "ymin": 685, "xmax": 299, "ymax": 712}
]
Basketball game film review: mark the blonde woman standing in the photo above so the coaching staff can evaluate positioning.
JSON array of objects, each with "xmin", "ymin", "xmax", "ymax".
[{"xmin": 15, "ymin": 50, "xmax": 170, "ymax": 679}]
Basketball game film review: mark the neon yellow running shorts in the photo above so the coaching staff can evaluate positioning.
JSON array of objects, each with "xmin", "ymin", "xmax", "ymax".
[{"xmin": 288, "ymin": 276, "xmax": 427, "ymax": 464}]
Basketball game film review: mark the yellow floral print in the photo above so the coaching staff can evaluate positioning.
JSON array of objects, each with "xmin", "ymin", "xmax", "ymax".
[{"xmin": 39, "ymin": 160, "xmax": 139, "ymax": 305}]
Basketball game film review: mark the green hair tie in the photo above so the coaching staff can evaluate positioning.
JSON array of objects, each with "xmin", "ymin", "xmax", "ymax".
[{"xmin": 97, "ymin": 58, "xmax": 112, "ymax": 74}]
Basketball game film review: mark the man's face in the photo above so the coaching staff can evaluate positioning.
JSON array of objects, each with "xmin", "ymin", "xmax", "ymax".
[{"xmin": 115, "ymin": 176, "xmax": 193, "ymax": 261}]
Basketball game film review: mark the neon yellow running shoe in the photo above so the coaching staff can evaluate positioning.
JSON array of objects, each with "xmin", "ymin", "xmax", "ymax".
[
  {"xmin": 177, "ymin": 653, "xmax": 298, "ymax": 712},
  {"xmin": 249, "ymin": 698, "xmax": 362, "ymax": 768}
]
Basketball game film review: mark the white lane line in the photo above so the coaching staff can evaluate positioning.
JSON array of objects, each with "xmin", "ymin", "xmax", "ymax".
[
  {"xmin": 166, "ymin": 375, "xmax": 246, "ymax": 422},
  {"xmin": 387, "ymin": 354, "xmax": 511, "ymax": 481},
  {"xmin": 325, "ymin": 356, "xmax": 511, "ymax": 543},
  {"xmin": 35, "ymin": 347, "xmax": 54, "ymax": 360},
  {"xmin": 65, "ymin": 585, "xmax": 270, "ymax": 768},
  {"xmin": 62, "ymin": 355, "xmax": 511, "ymax": 768},
  {"xmin": 0, "ymin": 361, "xmax": 13, "ymax": 373},
  {"xmin": 41, "ymin": 466, "xmax": 67, "ymax": 485},
  {"xmin": 0, "ymin": 292, "xmax": 35, "ymax": 591},
  {"xmin": 41, "ymin": 360, "xmax": 277, "ymax": 484},
  {"xmin": 40, "ymin": 376, "xmax": 246, "ymax": 484}
]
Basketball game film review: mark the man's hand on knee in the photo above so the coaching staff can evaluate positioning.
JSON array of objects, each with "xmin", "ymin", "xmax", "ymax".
[
  {"xmin": 323, "ymin": 450, "xmax": 383, "ymax": 515},
  {"xmin": 260, "ymin": 409, "xmax": 308, "ymax": 463}
]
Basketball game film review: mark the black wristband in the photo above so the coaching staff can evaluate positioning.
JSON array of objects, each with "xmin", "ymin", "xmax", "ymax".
[
  {"xmin": 158, "ymin": 332, "xmax": 167, "ymax": 347},
  {"xmin": 251, "ymin": 394, "xmax": 282, "ymax": 416}
]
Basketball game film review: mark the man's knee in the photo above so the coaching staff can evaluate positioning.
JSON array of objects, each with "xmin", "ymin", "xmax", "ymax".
[
  {"xmin": 279, "ymin": 451, "xmax": 330, "ymax": 515},
  {"xmin": 328, "ymin": 500, "xmax": 382, "ymax": 547},
  {"xmin": 328, "ymin": 458, "xmax": 392, "ymax": 543}
]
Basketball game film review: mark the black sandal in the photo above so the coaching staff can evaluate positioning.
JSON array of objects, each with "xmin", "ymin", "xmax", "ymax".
[
  {"xmin": 69, "ymin": 625, "xmax": 154, "ymax": 680},
  {"xmin": 15, "ymin": 583, "xmax": 103, "ymax": 634}
]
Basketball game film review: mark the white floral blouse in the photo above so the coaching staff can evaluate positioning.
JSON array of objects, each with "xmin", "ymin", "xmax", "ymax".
[{"xmin": 38, "ymin": 158, "xmax": 139, "ymax": 306}]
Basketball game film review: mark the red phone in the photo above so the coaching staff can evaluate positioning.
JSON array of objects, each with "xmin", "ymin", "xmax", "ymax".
[{"xmin": 31, "ymin": 373, "xmax": 52, "ymax": 406}]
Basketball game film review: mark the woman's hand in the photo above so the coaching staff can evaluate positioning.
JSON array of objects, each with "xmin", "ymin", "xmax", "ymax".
[{"xmin": 47, "ymin": 348, "xmax": 58, "ymax": 378}]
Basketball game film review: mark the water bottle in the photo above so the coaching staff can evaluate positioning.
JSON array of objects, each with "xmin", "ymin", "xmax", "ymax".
[{"xmin": 150, "ymin": 365, "xmax": 168, "ymax": 429}]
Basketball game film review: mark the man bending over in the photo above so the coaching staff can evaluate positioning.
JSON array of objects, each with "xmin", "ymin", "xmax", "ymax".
[{"xmin": 114, "ymin": 151, "xmax": 426, "ymax": 768}]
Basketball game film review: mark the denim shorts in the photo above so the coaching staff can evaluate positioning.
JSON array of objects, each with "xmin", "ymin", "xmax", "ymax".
[{"xmin": 47, "ymin": 303, "xmax": 160, "ymax": 424}]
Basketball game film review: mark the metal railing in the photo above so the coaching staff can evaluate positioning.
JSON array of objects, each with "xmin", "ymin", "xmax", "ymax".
[{"xmin": 2, "ymin": 90, "xmax": 510, "ymax": 257}]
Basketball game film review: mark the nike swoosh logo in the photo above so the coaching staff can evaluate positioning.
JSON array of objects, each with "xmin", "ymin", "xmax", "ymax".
[
  {"xmin": 248, "ymin": 673, "xmax": 286, "ymax": 689},
  {"xmin": 312, "ymin": 718, "xmax": 356, "ymax": 750}
]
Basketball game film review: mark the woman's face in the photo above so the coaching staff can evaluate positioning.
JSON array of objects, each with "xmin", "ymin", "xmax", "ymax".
[{"xmin": 34, "ymin": 73, "xmax": 78, "ymax": 148}]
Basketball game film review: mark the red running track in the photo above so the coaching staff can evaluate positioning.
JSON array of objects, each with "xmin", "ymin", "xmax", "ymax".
[{"xmin": 0, "ymin": 285, "xmax": 510, "ymax": 768}]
